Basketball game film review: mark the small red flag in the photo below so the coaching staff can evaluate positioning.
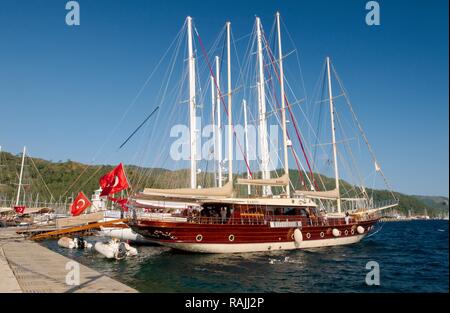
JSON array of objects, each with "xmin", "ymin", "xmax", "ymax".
[
  {"xmin": 14, "ymin": 206, "xmax": 25, "ymax": 214},
  {"xmin": 109, "ymin": 197, "xmax": 129, "ymax": 212},
  {"xmin": 99, "ymin": 163, "xmax": 129, "ymax": 196},
  {"xmin": 71, "ymin": 192, "xmax": 92, "ymax": 216}
]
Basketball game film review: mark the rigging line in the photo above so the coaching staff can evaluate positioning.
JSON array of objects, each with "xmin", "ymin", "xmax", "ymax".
[
  {"xmin": 334, "ymin": 109, "xmax": 369, "ymax": 198},
  {"xmin": 331, "ymin": 62, "xmax": 397, "ymax": 201},
  {"xmin": 194, "ymin": 25, "xmax": 253, "ymax": 178},
  {"xmin": 61, "ymin": 23, "xmax": 186, "ymax": 198},
  {"xmin": 27, "ymin": 155, "xmax": 54, "ymax": 201},
  {"xmin": 118, "ymin": 106, "xmax": 160, "ymax": 150},
  {"xmin": 261, "ymin": 28, "xmax": 319, "ymax": 191}
]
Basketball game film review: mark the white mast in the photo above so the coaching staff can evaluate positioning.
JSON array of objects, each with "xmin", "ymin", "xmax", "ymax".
[
  {"xmin": 226, "ymin": 22, "xmax": 233, "ymax": 184},
  {"xmin": 326, "ymin": 57, "xmax": 341, "ymax": 213},
  {"xmin": 256, "ymin": 17, "xmax": 271, "ymax": 196},
  {"xmin": 243, "ymin": 99, "xmax": 251, "ymax": 195},
  {"xmin": 211, "ymin": 75, "xmax": 217, "ymax": 187},
  {"xmin": 187, "ymin": 16, "xmax": 197, "ymax": 189},
  {"xmin": 215, "ymin": 56, "xmax": 223, "ymax": 187},
  {"xmin": 15, "ymin": 146, "xmax": 26, "ymax": 206},
  {"xmin": 276, "ymin": 12, "xmax": 290, "ymax": 197}
]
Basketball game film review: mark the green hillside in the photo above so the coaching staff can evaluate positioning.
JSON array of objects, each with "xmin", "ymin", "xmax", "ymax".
[{"xmin": 0, "ymin": 150, "xmax": 447, "ymax": 216}]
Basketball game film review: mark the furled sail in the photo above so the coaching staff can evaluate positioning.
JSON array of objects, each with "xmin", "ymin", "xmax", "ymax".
[
  {"xmin": 294, "ymin": 188, "xmax": 339, "ymax": 200},
  {"xmin": 236, "ymin": 173, "xmax": 289, "ymax": 186},
  {"xmin": 141, "ymin": 181, "xmax": 234, "ymax": 198}
]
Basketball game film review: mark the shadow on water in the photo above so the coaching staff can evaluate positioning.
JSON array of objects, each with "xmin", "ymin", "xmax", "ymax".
[{"xmin": 41, "ymin": 220, "xmax": 449, "ymax": 292}]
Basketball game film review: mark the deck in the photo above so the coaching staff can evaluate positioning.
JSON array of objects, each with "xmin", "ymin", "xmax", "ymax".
[{"xmin": 0, "ymin": 228, "xmax": 137, "ymax": 293}]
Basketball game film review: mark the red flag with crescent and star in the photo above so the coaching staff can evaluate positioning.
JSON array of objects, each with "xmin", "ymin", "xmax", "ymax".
[
  {"xmin": 14, "ymin": 206, "xmax": 26, "ymax": 214},
  {"xmin": 99, "ymin": 163, "xmax": 129, "ymax": 196},
  {"xmin": 71, "ymin": 192, "xmax": 92, "ymax": 216}
]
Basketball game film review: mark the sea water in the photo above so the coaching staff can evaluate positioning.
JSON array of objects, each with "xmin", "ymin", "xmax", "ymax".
[{"xmin": 42, "ymin": 220, "xmax": 448, "ymax": 292}]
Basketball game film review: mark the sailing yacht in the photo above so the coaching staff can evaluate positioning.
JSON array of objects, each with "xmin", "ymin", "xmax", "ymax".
[{"xmin": 127, "ymin": 13, "xmax": 399, "ymax": 253}]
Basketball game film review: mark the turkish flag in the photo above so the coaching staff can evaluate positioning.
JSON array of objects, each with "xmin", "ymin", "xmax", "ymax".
[
  {"xmin": 14, "ymin": 206, "xmax": 26, "ymax": 214},
  {"xmin": 99, "ymin": 163, "xmax": 129, "ymax": 196},
  {"xmin": 71, "ymin": 192, "xmax": 92, "ymax": 216}
]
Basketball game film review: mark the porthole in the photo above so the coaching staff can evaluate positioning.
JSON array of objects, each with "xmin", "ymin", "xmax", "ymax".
[
  {"xmin": 228, "ymin": 234, "xmax": 235, "ymax": 242},
  {"xmin": 351, "ymin": 229, "xmax": 355, "ymax": 235},
  {"xmin": 196, "ymin": 234, "xmax": 203, "ymax": 242},
  {"xmin": 344, "ymin": 230, "xmax": 349, "ymax": 236}
]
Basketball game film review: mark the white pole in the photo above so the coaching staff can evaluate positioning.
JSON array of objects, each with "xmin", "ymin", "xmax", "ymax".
[
  {"xmin": 276, "ymin": 12, "xmax": 290, "ymax": 197},
  {"xmin": 211, "ymin": 75, "xmax": 217, "ymax": 187},
  {"xmin": 326, "ymin": 57, "xmax": 341, "ymax": 213},
  {"xmin": 187, "ymin": 16, "xmax": 197, "ymax": 189},
  {"xmin": 243, "ymin": 99, "xmax": 251, "ymax": 195},
  {"xmin": 215, "ymin": 56, "xmax": 223, "ymax": 187},
  {"xmin": 256, "ymin": 17, "xmax": 271, "ymax": 196},
  {"xmin": 226, "ymin": 22, "xmax": 233, "ymax": 184},
  {"xmin": 16, "ymin": 146, "xmax": 26, "ymax": 206}
]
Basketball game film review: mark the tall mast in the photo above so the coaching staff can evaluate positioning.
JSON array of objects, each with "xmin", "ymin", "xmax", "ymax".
[
  {"xmin": 276, "ymin": 12, "xmax": 290, "ymax": 196},
  {"xmin": 16, "ymin": 146, "xmax": 26, "ymax": 206},
  {"xmin": 256, "ymin": 17, "xmax": 271, "ymax": 196},
  {"xmin": 211, "ymin": 75, "xmax": 217, "ymax": 187},
  {"xmin": 243, "ymin": 99, "xmax": 251, "ymax": 195},
  {"xmin": 226, "ymin": 22, "xmax": 233, "ymax": 184},
  {"xmin": 187, "ymin": 16, "xmax": 197, "ymax": 189},
  {"xmin": 215, "ymin": 56, "xmax": 223, "ymax": 187},
  {"xmin": 326, "ymin": 57, "xmax": 341, "ymax": 213}
]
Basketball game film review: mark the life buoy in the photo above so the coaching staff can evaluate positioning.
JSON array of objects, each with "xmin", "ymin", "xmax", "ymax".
[
  {"xmin": 351, "ymin": 229, "xmax": 355, "ymax": 235},
  {"xmin": 320, "ymin": 232, "xmax": 325, "ymax": 238},
  {"xmin": 344, "ymin": 230, "xmax": 349, "ymax": 236},
  {"xmin": 293, "ymin": 228, "xmax": 303, "ymax": 247},
  {"xmin": 228, "ymin": 234, "xmax": 235, "ymax": 242},
  {"xmin": 196, "ymin": 234, "xmax": 203, "ymax": 242},
  {"xmin": 357, "ymin": 226, "xmax": 365, "ymax": 234},
  {"xmin": 332, "ymin": 228, "xmax": 340, "ymax": 237}
]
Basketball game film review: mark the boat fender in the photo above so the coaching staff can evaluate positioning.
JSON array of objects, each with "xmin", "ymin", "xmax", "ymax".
[
  {"xmin": 293, "ymin": 228, "xmax": 303, "ymax": 247},
  {"xmin": 58, "ymin": 237, "xmax": 75, "ymax": 249},
  {"xmin": 332, "ymin": 228, "xmax": 340, "ymax": 237},
  {"xmin": 357, "ymin": 226, "xmax": 365, "ymax": 234}
]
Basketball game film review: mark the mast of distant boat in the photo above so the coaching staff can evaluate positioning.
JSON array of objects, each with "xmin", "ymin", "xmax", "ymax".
[
  {"xmin": 326, "ymin": 57, "xmax": 341, "ymax": 213},
  {"xmin": 187, "ymin": 16, "xmax": 197, "ymax": 189},
  {"xmin": 15, "ymin": 146, "xmax": 26, "ymax": 206},
  {"xmin": 276, "ymin": 12, "xmax": 290, "ymax": 197},
  {"xmin": 256, "ymin": 17, "xmax": 271, "ymax": 196}
]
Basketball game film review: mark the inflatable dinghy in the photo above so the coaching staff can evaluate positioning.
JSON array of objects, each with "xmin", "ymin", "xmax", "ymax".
[{"xmin": 94, "ymin": 238, "xmax": 138, "ymax": 260}]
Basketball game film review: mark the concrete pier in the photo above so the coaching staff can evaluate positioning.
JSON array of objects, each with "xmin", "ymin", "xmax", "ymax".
[{"xmin": 0, "ymin": 228, "xmax": 137, "ymax": 293}]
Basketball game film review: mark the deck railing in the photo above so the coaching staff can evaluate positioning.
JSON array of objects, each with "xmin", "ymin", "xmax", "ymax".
[{"xmin": 136, "ymin": 212, "xmax": 358, "ymax": 227}]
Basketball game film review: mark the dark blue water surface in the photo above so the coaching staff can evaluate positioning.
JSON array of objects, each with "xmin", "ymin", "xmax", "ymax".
[{"xmin": 42, "ymin": 220, "xmax": 449, "ymax": 292}]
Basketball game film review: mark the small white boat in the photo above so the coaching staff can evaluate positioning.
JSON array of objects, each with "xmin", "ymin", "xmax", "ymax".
[
  {"xmin": 58, "ymin": 237, "xmax": 92, "ymax": 249},
  {"xmin": 94, "ymin": 238, "xmax": 138, "ymax": 260}
]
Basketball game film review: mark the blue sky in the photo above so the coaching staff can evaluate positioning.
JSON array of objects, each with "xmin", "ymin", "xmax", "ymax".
[{"xmin": 0, "ymin": 0, "xmax": 448, "ymax": 196}]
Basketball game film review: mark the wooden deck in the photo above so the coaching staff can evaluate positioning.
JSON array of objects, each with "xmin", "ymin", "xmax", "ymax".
[{"xmin": 0, "ymin": 228, "xmax": 137, "ymax": 293}]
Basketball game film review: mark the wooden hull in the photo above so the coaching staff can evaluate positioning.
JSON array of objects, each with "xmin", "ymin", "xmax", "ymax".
[{"xmin": 129, "ymin": 218, "xmax": 378, "ymax": 253}]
